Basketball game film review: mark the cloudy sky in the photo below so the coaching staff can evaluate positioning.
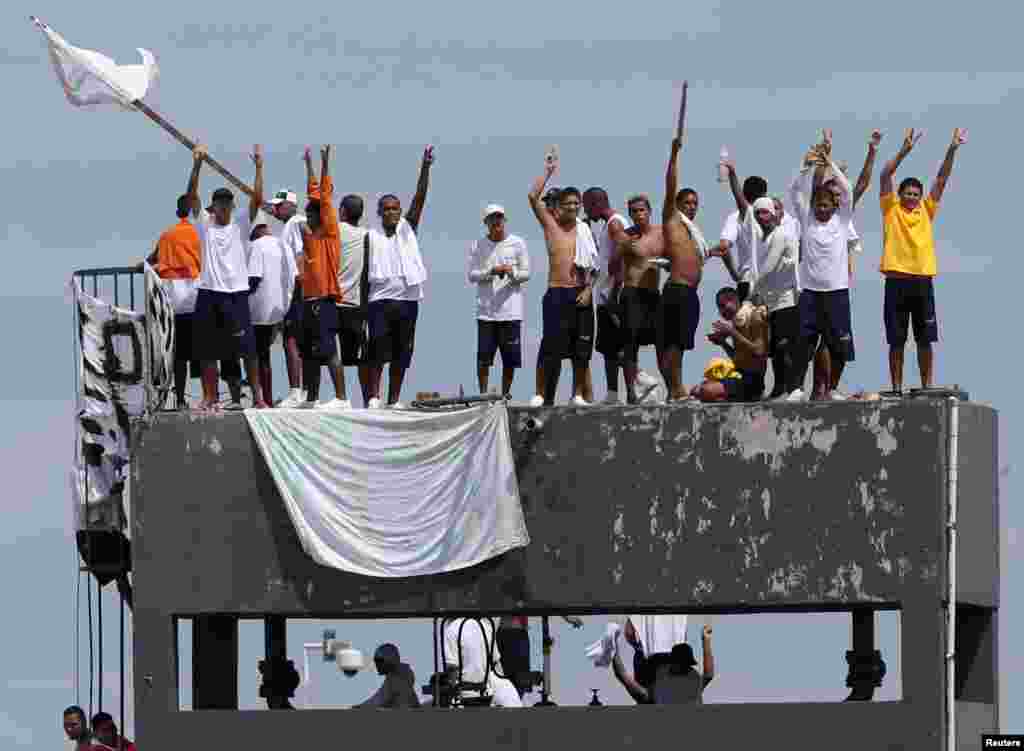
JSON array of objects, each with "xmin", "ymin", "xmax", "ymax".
[{"xmin": 0, "ymin": 0, "xmax": 1019, "ymax": 743}]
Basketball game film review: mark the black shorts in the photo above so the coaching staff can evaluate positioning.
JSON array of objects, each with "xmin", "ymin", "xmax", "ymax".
[
  {"xmin": 368, "ymin": 299, "xmax": 419, "ymax": 369},
  {"xmin": 193, "ymin": 289, "xmax": 256, "ymax": 362},
  {"xmin": 884, "ymin": 276, "xmax": 938, "ymax": 347},
  {"xmin": 595, "ymin": 304, "xmax": 623, "ymax": 359},
  {"xmin": 299, "ymin": 299, "xmax": 339, "ymax": 361},
  {"xmin": 283, "ymin": 280, "xmax": 303, "ymax": 335},
  {"xmin": 337, "ymin": 306, "xmax": 368, "ymax": 367},
  {"xmin": 657, "ymin": 281, "xmax": 700, "ymax": 352},
  {"xmin": 768, "ymin": 306, "xmax": 800, "ymax": 357},
  {"xmin": 174, "ymin": 313, "xmax": 195, "ymax": 364},
  {"xmin": 723, "ymin": 369, "xmax": 767, "ymax": 402},
  {"xmin": 737, "ymin": 281, "xmax": 751, "ymax": 303},
  {"xmin": 220, "ymin": 358, "xmax": 241, "ymax": 380},
  {"xmin": 540, "ymin": 287, "xmax": 594, "ymax": 363},
  {"xmin": 477, "ymin": 320, "xmax": 522, "ymax": 369},
  {"xmin": 254, "ymin": 324, "xmax": 277, "ymax": 359},
  {"xmin": 799, "ymin": 289, "xmax": 855, "ymax": 362},
  {"xmin": 620, "ymin": 287, "xmax": 660, "ymax": 364}
]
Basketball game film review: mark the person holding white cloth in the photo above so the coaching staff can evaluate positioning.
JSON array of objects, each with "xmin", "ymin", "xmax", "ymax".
[
  {"xmin": 468, "ymin": 204, "xmax": 530, "ymax": 397},
  {"xmin": 365, "ymin": 146, "xmax": 434, "ymax": 409}
]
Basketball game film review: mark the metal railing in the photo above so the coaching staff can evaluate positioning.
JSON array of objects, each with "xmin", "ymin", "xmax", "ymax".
[{"xmin": 73, "ymin": 266, "xmax": 145, "ymax": 312}]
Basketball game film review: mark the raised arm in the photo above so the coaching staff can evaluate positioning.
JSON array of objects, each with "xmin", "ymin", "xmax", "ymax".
[
  {"xmin": 249, "ymin": 144, "xmax": 264, "ymax": 224},
  {"xmin": 318, "ymin": 146, "xmax": 339, "ymax": 238},
  {"xmin": 880, "ymin": 128, "xmax": 918, "ymax": 197},
  {"xmin": 811, "ymin": 129, "xmax": 833, "ymax": 196},
  {"xmin": 724, "ymin": 160, "xmax": 749, "ymax": 217},
  {"xmin": 186, "ymin": 146, "xmax": 205, "ymax": 218},
  {"xmin": 852, "ymin": 130, "xmax": 882, "ymax": 208},
  {"xmin": 405, "ymin": 146, "xmax": 434, "ymax": 231},
  {"xmin": 303, "ymin": 146, "xmax": 316, "ymax": 186},
  {"xmin": 528, "ymin": 163, "xmax": 558, "ymax": 228},
  {"xmin": 611, "ymin": 652, "xmax": 651, "ymax": 704},
  {"xmin": 663, "ymin": 137, "xmax": 682, "ymax": 225},
  {"xmin": 930, "ymin": 128, "xmax": 966, "ymax": 204}
]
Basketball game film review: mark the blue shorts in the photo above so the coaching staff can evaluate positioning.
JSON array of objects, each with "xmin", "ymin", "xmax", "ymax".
[
  {"xmin": 193, "ymin": 289, "xmax": 256, "ymax": 362},
  {"xmin": 477, "ymin": 320, "xmax": 522, "ymax": 369},
  {"xmin": 657, "ymin": 281, "xmax": 700, "ymax": 352},
  {"xmin": 299, "ymin": 299, "xmax": 338, "ymax": 361},
  {"xmin": 367, "ymin": 299, "xmax": 419, "ymax": 369},
  {"xmin": 540, "ymin": 287, "xmax": 593, "ymax": 364},
  {"xmin": 799, "ymin": 289, "xmax": 855, "ymax": 362}
]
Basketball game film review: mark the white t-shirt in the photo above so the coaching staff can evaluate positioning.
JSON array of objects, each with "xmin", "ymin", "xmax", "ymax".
[
  {"xmin": 338, "ymin": 223, "xmax": 368, "ymax": 308},
  {"xmin": 592, "ymin": 213, "xmax": 631, "ymax": 305},
  {"xmin": 799, "ymin": 199, "xmax": 854, "ymax": 292},
  {"xmin": 368, "ymin": 227, "xmax": 424, "ymax": 303},
  {"xmin": 442, "ymin": 618, "xmax": 522, "ymax": 708},
  {"xmin": 197, "ymin": 210, "xmax": 253, "ymax": 293},
  {"xmin": 467, "ymin": 234, "xmax": 530, "ymax": 321},
  {"xmin": 247, "ymin": 235, "xmax": 297, "ymax": 325},
  {"xmin": 720, "ymin": 210, "xmax": 753, "ymax": 284},
  {"xmin": 275, "ymin": 213, "xmax": 307, "ymax": 269}
]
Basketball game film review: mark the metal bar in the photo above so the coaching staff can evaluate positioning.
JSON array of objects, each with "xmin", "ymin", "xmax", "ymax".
[
  {"xmin": 92, "ymin": 275, "xmax": 98, "ymax": 297},
  {"xmin": 946, "ymin": 397, "xmax": 960, "ymax": 751},
  {"xmin": 98, "ymin": 582, "xmax": 103, "ymax": 712},
  {"xmin": 88, "ymin": 573, "xmax": 94, "ymax": 717},
  {"xmin": 119, "ymin": 589, "xmax": 125, "ymax": 751},
  {"xmin": 113, "ymin": 272, "xmax": 120, "ymax": 308},
  {"xmin": 129, "ymin": 273, "xmax": 136, "ymax": 311},
  {"xmin": 411, "ymin": 394, "xmax": 509, "ymax": 409}
]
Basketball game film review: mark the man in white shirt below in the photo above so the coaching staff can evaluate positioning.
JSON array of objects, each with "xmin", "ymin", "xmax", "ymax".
[
  {"xmin": 787, "ymin": 149, "xmax": 856, "ymax": 401},
  {"xmin": 468, "ymin": 205, "xmax": 530, "ymax": 397},
  {"xmin": 185, "ymin": 144, "xmax": 268, "ymax": 410},
  {"xmin": 246, "ymin": 222, "xmax": 297, "ymax": 404},
  {"xmin": 268, "ymin": 189, "xmax": 306, "ymax": 407},
  {"xmin": 713, "ymin": 175, "xmax": 768, "ymax": 301},
  {"xmin": 443, "ymin": 617, "xmax": 522, "ymax": 708},
  {"xmin": 337, "ymin": 193, "xmax": 372, "ymax": 406},
  {"xmin": 366, "ymin": 146, "xmax": 434, "ymax": 409},
  {"xmin": 583, "ymin": 187, "xmax": 632, "ymax": 404}
]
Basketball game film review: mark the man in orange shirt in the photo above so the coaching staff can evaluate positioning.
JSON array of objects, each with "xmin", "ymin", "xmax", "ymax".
[
  {"xmin": 298, "ymin": 145, "xmax": 348, "ymax": 409},
  {"xmin": 878, "ymin": 127, "xmax": 966, "ymax": 394},
  {"xmin": 148, "ymin": 195, "xmax": 201, "ymax": 408}
]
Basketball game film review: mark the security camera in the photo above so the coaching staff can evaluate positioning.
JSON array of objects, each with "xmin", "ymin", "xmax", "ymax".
[
  {"xmin": 331, "ymin": 641, "xmax": 364, "ymax": 678},
  {"xmin": 525, "ymin": 415, "xmax": 545, "ymax": 431}
]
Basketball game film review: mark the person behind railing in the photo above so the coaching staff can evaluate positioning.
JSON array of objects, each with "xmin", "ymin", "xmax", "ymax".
[
  {"xmin": 184, "ymin": 143, "xmax": 269, "ymax": 410},
  {"xmin": 612, "ymin": 622, "xmax": 714, "ymax": 705},
  {"xmin": 62, "ymin": 705, "xmax": 92, "ymax": 749},
  {"xmin": 354, "ymin": 643, "xmax": 421, "ymax": 709},
  {"xmin": 89, "ymin": 711, "xmax": 136, "ymax": 751},
  {"xmin": 443, "ymin": 617, "xmax": 523, "ymax": 707}
]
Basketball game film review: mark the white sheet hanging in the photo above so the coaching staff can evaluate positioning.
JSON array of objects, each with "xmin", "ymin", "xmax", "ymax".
[{"xmin": 244, "ymin": 403, "xmax": 530, "ymax": 578}]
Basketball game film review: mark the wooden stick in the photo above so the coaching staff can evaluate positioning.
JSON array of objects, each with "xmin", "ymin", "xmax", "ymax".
[
  {"xmin": 676, "ymin": 80, "xmax": 688, "ymax": 139},
  {"xmin": 133, "ymin": 99, "xmax": 255, "ymax": 198}
]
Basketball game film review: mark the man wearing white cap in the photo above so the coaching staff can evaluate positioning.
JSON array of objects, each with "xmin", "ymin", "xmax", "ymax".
[
  {"xmin": 468, "ymin": 205, "xmax": 530, "ymax": 396},
  {"xmin": 269, "ymin": 188, "xmax": 306, "ymax": 406}
]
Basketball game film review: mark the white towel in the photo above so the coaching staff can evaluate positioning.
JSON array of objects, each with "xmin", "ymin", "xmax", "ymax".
[
  {"xmin": 574, "ymin": 219, "xmax": 599, "ymax": 270},
  {"xmin": 368, "ymin": 218, "xmax": 428, "ymax": 286},
  {"xmin": 585, "ymin": 622, "xmax": 621, "ymax": 667},
  {"xmin": 678, "ymin": 212, "xmax": 709, "ymax": 257},
  {"xmin": 627, "ymin": 615, "xmax": 688, "ymax": 656}
]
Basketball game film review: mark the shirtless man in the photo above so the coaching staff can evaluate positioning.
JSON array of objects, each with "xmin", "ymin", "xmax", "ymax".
[
  {"xmin": 616, "ymin": 195, "xmax": 665, "ymax": 403},
  {"xmin": 529, "ymin": 166, "xmax": 594, "ymax": 406},
  {"xmin": 658, "ymin": 137, "xmax": 704, "ymax": 400}
]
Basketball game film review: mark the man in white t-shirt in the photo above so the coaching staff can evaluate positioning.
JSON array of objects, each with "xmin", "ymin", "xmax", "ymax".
[
  {"xmin": 185, "ymin": 144, "xmax": 268, "ymax": 410},
  {"xmin": 337, "ymin": 193, "xmax": 372, "ymax": 406},
  {"xmin": 268, "ymin": 189, "xmax": 306, "ymax": 407},
  {"xmin": 712, "ymin": 175, "xmax": 768, "ymax": 301},
  {"xmin": 468, "ymin": 204, "xmax": 530, "ymax": 396},
  {"xmin": 583, "ymin": 187, "xmax": 632, "ymax": 404},
  {"xmin": 787, "ymin": 153, "xmax": 856, "ymax": 401},
  {"xmin": 247, "ymin": 222, "xmax": 297, "ymax": 405},
  {"xmin": 366, "ymin": 146, "xmax": 434, "ymax": 409}
]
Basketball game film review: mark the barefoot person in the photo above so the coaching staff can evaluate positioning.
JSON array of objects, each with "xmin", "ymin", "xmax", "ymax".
[
  {"xmin": 617, "ymin": 194, "xmax": 666, "ymax": 403},
  {"xmin": 879, "ymin": 127, "xmax": 965, "ymax": 394},
  {"xmin": 185, "ymin": 144, "xmax": 268, "ymax": 410},
  {"xmin": 468, "ymin": 204, "xmax": 530, "ymax": 396},
  {"xmin": 297, "ymin": 146, "xmax": 348, "ymax": 409},
  {"xmin": 659, "ymin": 136, "xmax": 704, "ymax": 400},
  {"xmin": 529, "ymin": 166, "xmax": 597, "ymax": 407},
  {"xmin": 366, "ymin": 146, "xmax": 434, "ymax": 408}
]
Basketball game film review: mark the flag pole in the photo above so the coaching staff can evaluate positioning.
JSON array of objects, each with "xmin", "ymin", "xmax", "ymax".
[
  {"xmin": 676, "ymin": 80, "xmax": 688, "ymax": 139},
  {"xmin": 132, "ymin": 100, "xmax": 255, "ymax": 199}
]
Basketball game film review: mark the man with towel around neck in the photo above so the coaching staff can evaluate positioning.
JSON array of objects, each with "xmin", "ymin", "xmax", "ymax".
[
  {"xmin": 528, "ymin": 166, "xmax": 599, "ymax": 407},
  {"xmin": 365, "ymin": 146, "xmax": 434, "ymax": 409},
  {"xmin": 659, "ymin": 135, "xmax": 705, "ymax": 400}
]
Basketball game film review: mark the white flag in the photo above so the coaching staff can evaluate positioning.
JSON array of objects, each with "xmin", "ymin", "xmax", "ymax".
[{"xmin": 31, "ymin": 16, "xmax": 158, "ymax": 109}]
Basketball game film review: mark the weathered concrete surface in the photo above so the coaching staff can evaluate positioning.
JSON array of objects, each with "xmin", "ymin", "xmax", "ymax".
[{"xmin": 129, "ymin": 400, "xmax": 999, "ymax": 750}]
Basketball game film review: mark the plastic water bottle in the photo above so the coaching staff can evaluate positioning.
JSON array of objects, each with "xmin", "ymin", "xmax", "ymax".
[{"xmin": 718, "ymin": 146, "xmax": 729, "ymax": 183}]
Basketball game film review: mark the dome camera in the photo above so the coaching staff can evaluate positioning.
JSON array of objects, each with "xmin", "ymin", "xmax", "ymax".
[{"xmin": 331, "ymin": 641, "xmax": 364, "ymax": 678}]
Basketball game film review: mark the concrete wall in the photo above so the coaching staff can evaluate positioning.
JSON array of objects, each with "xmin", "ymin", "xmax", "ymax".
[{"xmin": 130, "ymin": 400, "xmax": 999, "ymax": 750}]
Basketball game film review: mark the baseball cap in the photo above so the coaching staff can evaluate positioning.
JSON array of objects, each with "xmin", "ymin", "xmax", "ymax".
[
  {"xmin": 483, "ymin": 203, "xmax": 505, "ymax": 220},
  {"xmin": 211, "ymin": 187, "xmax": 234, "ymax": 204},
  {"xmin": 270, "ymin": 189, "xmax": 298, "ymax": 205}
]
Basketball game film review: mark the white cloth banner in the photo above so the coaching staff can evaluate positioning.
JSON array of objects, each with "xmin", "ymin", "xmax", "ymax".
[
  {"xmin": 32, "ymin": 16, "xmax": 158, "ymax": 109},
  {"xmin": 244, "ymin": 404, "xmax": 530, "ymax": 578}
]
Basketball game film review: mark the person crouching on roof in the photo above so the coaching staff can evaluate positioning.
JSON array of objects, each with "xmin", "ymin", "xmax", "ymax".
[{"xmin": 692, "ymin": 287, "xmax": 769, "ymax": 402}]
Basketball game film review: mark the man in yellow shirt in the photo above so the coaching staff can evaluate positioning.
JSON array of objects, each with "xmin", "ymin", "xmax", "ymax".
[{"xmin": 878, "ymin": 127, "xmax": 966, "ymax": 394}]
